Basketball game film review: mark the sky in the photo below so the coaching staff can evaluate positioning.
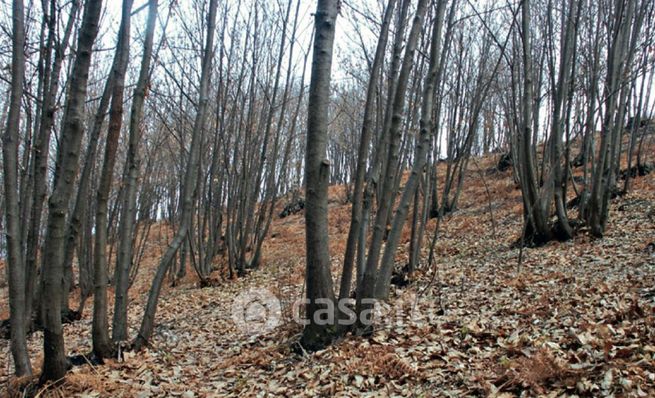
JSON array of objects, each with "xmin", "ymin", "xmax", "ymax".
[{"xmin": 100, "ymin": 0, "xmax": 379, "ymax": 86}]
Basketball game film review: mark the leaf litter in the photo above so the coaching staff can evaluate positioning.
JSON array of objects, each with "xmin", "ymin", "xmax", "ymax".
[{"xmin": 0, "ymin": 154, "xmax": 654, "ymax": 397}]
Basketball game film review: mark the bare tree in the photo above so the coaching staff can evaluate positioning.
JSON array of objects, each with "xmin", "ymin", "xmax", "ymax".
[
  {"xmin": 40, "ymin": 0, "xmax": 103, "ymax": 382},
  {"xmin": 356, "ymin": 0, "xmax": 429, "ymax": 333},
  {"xmin": 92, "ymin": 0, "xmax": 134, "ymax": 360},
  {"xmin": 376, "ymin": 0, "xmax": 449, "ymax": 299},
  {"xmin": 586, "ymin": 0, "xmax": 647, "ymax": 237},
  {"xmin": 2, "ymin": 0, "xmax": 31, "ymax": 377},
  {"xmin": 25, "ymin": 0, "xmax": 80, "ymax": 324},
  {"xmin": 338, "ymin": 0, "xmax": 396, "ymax": 302},
  {"xmin": 113, "ymin": 0, "xmax": 159, "ymax": 344},
  {"xmin": 301, "ymin": 0, "xmax": 339, "ymax": 350},
  {"xmin": 134, "ymin": 0, "xmax": 218, "ymax": 350}
]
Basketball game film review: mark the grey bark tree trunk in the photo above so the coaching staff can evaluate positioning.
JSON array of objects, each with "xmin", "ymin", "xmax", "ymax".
[
  {"xmin": 624, "ymin": 45, "xmax": 650, "ymax": 193},
  {"xmin": 515, "ymin": 0, "xmax": 552, "ymax": 245},
  {"xmin": 357, "ymin": 0, "xmax": 411, "ymax": 291},
  {"xmin": 338, "ymin": 0, "xmax": 396, "ymax": 302},
  {"xmin": 356, "ymin": 0, "xmax": 429, "ymax": 332},
  {"xmin": 134, "ymin": 0, "xmax": 218, "ymax": 350},
  {"xmin": 2, "ymin": 0, "xmax": 32, "ymax": 377},
  {"xmin": 113, "ymin": 0, "xmax": 159, "ymax": 344},
  {"xmin": 92, "ymin": 0, "xmax": 133, "ymax": 359},
  {"xmin": 62, "ymin": 55, "xmax": 114, "ymax": 316},
  {"xmin": 547, "ymin": 0, "xmax": 580, "ymax": 240},
  {"xmin": 376, "ymin": 0, "xmax": 448, "ymax": 299},
  {"xmin": 25, "ymin": 0, "xmax": 80, "ymax": 326},
  {"xmin": 301, "ymin": 0, "xmax": 339, "ymax": 351},
  {"xmin": 249, "ymin": 0, "xmax": 306, "ymax": 273},
  {"xmin": 40, "ymin": 0, "xmax": 103, "ymax": 382},
  {"xmin": 587, "ymin": 0, "xmax": 642, "ymax": 237}
]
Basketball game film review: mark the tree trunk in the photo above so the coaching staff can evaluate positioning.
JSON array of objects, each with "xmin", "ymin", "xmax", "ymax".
[
  {"xmin": 587, "ymin": 0, "xmax": 641, "ymax": 237},
  {"xmin": 113, "ymin": 0, "xmax": 158, "ymax": 344},
  {"xmin": 356, "ymin": 0, "xmax": 429, "ymax": 332},
  {"xmin": 357, "ymin": 0, "xmax": 411, "ymax": 290},
  {"xmin": 516, "ymin": 0, "xmax": 552, "ymax": 245},
  {"xmin": 92, "ymin": 0, "xmax": 133, "ymax": 359},
  {"xmin": 61, "ymin": 33, "xmax": 116, "ymax": 316},
  {"xmin": 376, "ymin": 0, "xmax": 447, "ymax": 299},
  {"xmin": 134, "ymin": 0, "xmax": 218, "ymax": 350},
  {"xmin": 2, "ymin": 0, "xmax": 32, "ymax": 377},
  {"xmin": 301, "ymin": 0, "xmax": 339, "ymax": 351},
  {"xmin": 40, "ymin": 0, "xmax": 103, "ymax": 382},
  {"xmin": 339, "ymin": 0, "xmax": 396, "ymax": 302},
  {"xmin": 25, "ymin": 0, "xmax": 80, "ymax": 327},
  {"xmin": 548, "ymin": 0, "xmax": 580, "ymax": 241},
  {"xmin": 624, "ymin": 45, "xmax": 650, "ymax": 193}
]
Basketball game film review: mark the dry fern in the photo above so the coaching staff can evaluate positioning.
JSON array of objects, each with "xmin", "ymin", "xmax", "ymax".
[
  {"xmin": 375, "ymin": 353, "xmax": 418, "ymax": 380},
  {"xmin": 5, "ymin": 375, "xmax": 35, "ymax": 398},
  {"xmin": 496, "ymin": 349, "xmax": 570, "ymax": 394}
]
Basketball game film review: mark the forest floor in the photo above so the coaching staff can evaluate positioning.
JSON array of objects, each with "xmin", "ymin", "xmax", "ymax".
[{"xmin": 1, "ymin": 151, "xmax": 655, "ymax": 397}]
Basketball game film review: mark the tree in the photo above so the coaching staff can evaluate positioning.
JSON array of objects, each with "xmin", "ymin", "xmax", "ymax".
[
  {"xmin": 301, "ymin": 0, "xmax": 339, "ymax": 351},
  {"xmin": 25, "ymin": 0, "xmax": 80, "ymax": 324},
  {"xmin": 2, "ymin": 0, "xmax": 31, "ymax": 377},
  {"xmin": 92, "ymin": 0, "xmax": 134, "ymax": 360},
  {"xmin": 113, "ymin": 0, "xmax": 159, "ymax": 344},
  {"xmin": 40, "ymin": 0, "xmax": 103, "ymax": 382},
  {"xmin": 356, "ymin": 0, "xmax": 430, "ymax": 332},
  {"xmin": 586, "ymin": 0, "xmax": 646, "ymax": 237},
  {"xmin": 513, "ymin": 0, "xmax": 554, "ymax": 245},
  {"xmin": 62, "ymin": 45, "xmax": 115, "ymax": 317},
  {"xmin": 338, "ymin": 0, "xmax": 396, "ymax": 302},
  {"xmin": 134, "ymin": 0, "xmax": 218, "ymax": 350},
  {"xmin": 376, "ymin": 0, "xmax": 449, "ymax": 299}
]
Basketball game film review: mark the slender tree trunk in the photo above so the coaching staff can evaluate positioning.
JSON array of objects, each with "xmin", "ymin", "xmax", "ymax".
[
  {"xmin": 407, "ymin": 179, "xmax": 421, "ymax": 274},
  {"xmin": 26, "ymin": 0, "xmax": 80, "ymax": 326},
  {"xmin": 339, "ymin": 0, "xmax": 396, "ymax": 302},
  {"xmin": 2, "ymin": 0, "xmax": 32, "ymax": 377},
  {"xmin": 77, "ymin": 187, "xmax": 95, "ymax": 314},
  {"xmin": 246, "ymin": 0, "xmax": 298, "ymax": 272},
  {"xmin": 357, "ymin": 0, "xmax": 429, "ymax": 330},
  {"xmin": 92, "ymin": 0, "xmax": 133, "ymax": 359},
  {"xmin": 249, "ymin": 1, "xmax": 308, "ymax": 271},
  {"xmin": 577, "ymin": 18, "xmax": 601, "ymax": 220},
  {"xmin": 624, "ymin": 47, "xmax": 649, "ymax": 192},
  {"xmin": 301, "ymin": 0, "xmax": 339, "ymax": 351},
  {"xmin": 61, "ymin": 37, "xmax": 115, "ymax": 317},
  {"xmin": 113, "ymin": 0, "xmax": 158, "ymax": 344},
  {"xmin": 549, "ymin": 0, "xmax": 580, "ymax": 240},
  {"xmin": 40, "ymin": 0, "xmax": 103, "ymax": 382},
  {"xmin": 516, "ymin": 0, "xmax": 551, "ymax": 245},
  {"xmin": 587, "ymin": 0, "xmax": 641, "ymax": 236},
  {"xmin": 357, "ymin": 0, "xmax": 411, "ymax": 289},
  {"xmin": 134, "ymin": 0, "xmax": 218, "ymax": 350},
  {"xmin": 376, "ymin": 0, "xmax": 447, "ymax": 299}
]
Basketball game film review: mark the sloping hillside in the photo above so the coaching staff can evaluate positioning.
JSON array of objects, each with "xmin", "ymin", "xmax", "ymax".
[{"xmin": 1, "ymin": 152, "xmax": 654, "ymax": 397}]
